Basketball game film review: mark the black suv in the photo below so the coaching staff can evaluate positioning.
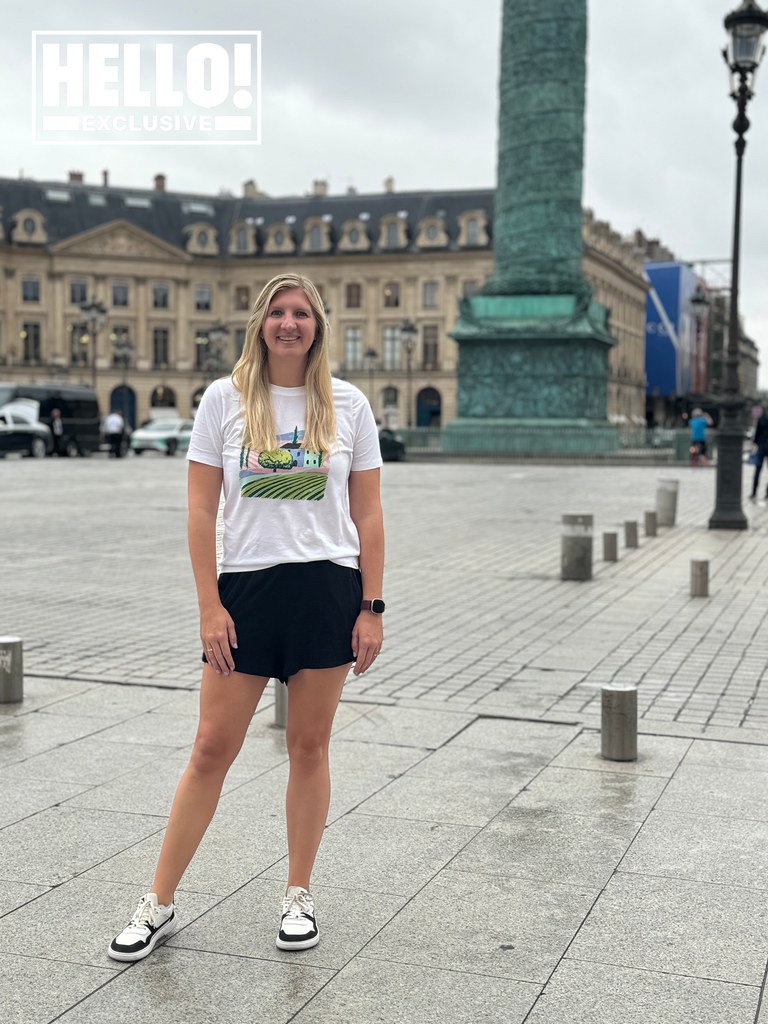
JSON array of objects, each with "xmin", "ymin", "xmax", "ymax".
[{"xmin": 0, "ymin": 382, "xmax": 101, "ymax": 456}]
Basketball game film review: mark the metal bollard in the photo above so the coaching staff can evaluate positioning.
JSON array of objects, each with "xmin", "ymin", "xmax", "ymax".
[
  {"xmin": 561, "ymin": 514, "xmax": 593, "ymax": 581},
  {"xmin": 274, "ymin": 678, "xmax": 288, "ymax": 728},
  {"xmin": 603, "ymin": 532, "xmax": 618, "ymax": 562},
  {"xmin": 0, "ymin": 636, "xmax": 23, "ymax": 703},
  {"xmin": 691, "ymin": 560, "xmax": 709, "ymax": 598},
  {"xmin": 601, "ymin": 684, "xmax": 638, "ymax": 761},
  {"xmin": 644, "ymin": 511, "xmax": 658, "ymax": 537},
  {"xmin": 624, "ymin": 521, "xmax": 639, "ymax": 548},
  {"xmin": 656, "ymin": 479, "xmax": 679, "ymax": 528}
]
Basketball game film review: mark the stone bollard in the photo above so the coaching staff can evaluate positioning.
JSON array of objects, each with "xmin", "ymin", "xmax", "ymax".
[
  {"xmin": 601, "ymin": 684, "xmax": 638, "ymax": 761},
  {"xmin": 691, "ymin": 560, "xmax": 709, "ymax": 598},
  {"xmin": 624, "ymin": 521, "xmax": 639, "ymax": 548},
  {"xmin": 603, "ymin": 532, "xmax": 618, "ymax": 562},
  {"xmin": 656, "ymin": 479, "xmax": 680, "ymax": 528},
  {"xmin": 274, "ymin": 678, "xmax": 288, "ymax": 728},
  {"xmin": 561, "ymin": 514, "xmax": 593, "ymax": 581},
  {"xmin": 644, "ymin": 511, "xmax": 658, "ymax": 537},
  {"xmin": 0, "ymin": 636, "xmax": 23, "ymax": 703}
]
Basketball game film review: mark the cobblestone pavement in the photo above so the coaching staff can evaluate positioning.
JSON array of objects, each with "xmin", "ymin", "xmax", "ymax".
[
  {"xmin": 3, "ymin": 455, "xmax": 768, "ymax": 740},
  {"xmin": 4, "ymin": 455, "xmax": 768, "ymax": 1023}
]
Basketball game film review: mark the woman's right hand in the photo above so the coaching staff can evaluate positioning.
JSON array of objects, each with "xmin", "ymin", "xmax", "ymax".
[{"xmin": 200, "ymin": 602, "xmax": 238, "ymax": 676}]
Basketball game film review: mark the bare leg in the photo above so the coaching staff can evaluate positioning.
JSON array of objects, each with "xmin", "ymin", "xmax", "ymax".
[
  {"xmin": 284, "ymin": 665, "xmax": 350, "ymax": 890},
  {"xmin": 151, "ymin": 665, "xmax": 269, "ymax": 904}
]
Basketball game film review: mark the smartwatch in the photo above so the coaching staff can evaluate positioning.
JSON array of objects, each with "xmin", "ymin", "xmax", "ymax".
[{"xmin": 361, "ymin": 599, "xmax": 386, "ymax": 614}]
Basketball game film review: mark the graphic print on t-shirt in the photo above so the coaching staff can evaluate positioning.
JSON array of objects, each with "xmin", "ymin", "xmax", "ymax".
[{"xmin": 239, "ymin": 426, "xmax": 330, "ymax": 501}]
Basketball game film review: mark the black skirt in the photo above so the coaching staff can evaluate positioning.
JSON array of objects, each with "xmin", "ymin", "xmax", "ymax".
[{"xmin": 202, "ymin": 560, "xmax": 362, "ymax": 683}]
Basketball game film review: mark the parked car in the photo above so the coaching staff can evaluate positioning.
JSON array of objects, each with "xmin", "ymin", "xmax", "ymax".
[
  {"xmin": 130, "ymin": 419, "xmax": 194, "ymax": 456},
  {"xmin": 0, "ymin": 382, "xmax": 101, "ymax": 456},
  {"xmin": 0, "ymin": 404, "xmax": 53, "ymax": 458},
  {"xmin": 379, "ymin": 428, "xmax": 406, "ymax": 462}
]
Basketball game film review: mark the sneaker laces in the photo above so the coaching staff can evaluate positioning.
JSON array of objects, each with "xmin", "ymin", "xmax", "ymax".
[
  {"xmin": 282, "ymin": 890, "xmax": 313, "ymax": 920},
  {"xmin": 125, "ymin": 896, "xmax": 161, "ymax": 935}
]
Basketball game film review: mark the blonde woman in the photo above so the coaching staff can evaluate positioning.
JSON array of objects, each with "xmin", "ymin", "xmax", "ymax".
[{"xmin": 109, "ymin": 273, "xmax": 384, "ymax": 961}]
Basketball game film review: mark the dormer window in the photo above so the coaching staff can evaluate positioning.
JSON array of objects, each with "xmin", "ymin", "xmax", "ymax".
[
  {"xmin": 466, "ymin": 219, "xmax": 479, "ymax": 245},
  {"xmin": 338, "ymin": 219, "xmax": 370, "ymax": 252},
  {"xmin": 457, "ymin": 210, "xmax": 490, "ymax": 248},
  {"xmin": 264, "ymin": 224, "xmax": 295, "ymax": 254},
  {"xmin": 386, "ymin": 223, "xmax": 398, "ymax": 247},
  {"xmin": 11, "ymin": 208, "xmax": 48, "ymax": 245},
  {"xmin": 275, "ymin": 230, "xmax": 284, "ymax": 246},
  {"xmin": 415, "ymin": 216, "xmax": 448, "ymax": 248},
  {"xmin": 184, "ymin": 222, "xmax": 219, "ymax": 256},
  {"xmin": 237, "ymin": 228, "xmax": 247, "ymax": 251},
  {"xmin": 197, "ymin": 230, "xmax": 208, "ymax": 247},
  {"xmin": 23, "ymin": 218, "xmax": 36, "ymax": 236},
  {"xmin": 228, "ymin": 222, "xmax": 257, "ymax": 255},
  {"xmin": 348, "ymin": 227, "xmax": 360, "ymax": 244},
  {"xmin": 378, "ymin": 215, "xmax": 407, "ymax": 250}
]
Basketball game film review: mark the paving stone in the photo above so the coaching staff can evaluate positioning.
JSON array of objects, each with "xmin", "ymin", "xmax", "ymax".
[
  {"xmin": 169, "ymin": 876, "xmax": 406, "ymax": 969},
  {"xmin": 0, "ymin": 879, "xmax": 49, "ymax": 917},
  {"xmin": 333, "ymin": 705, "xmax": 474, "ymax": 749},
  {"xmin": 290, "ymin": 956, "xmax": 540, "ymax": 1024},
  {"xmin": 656, "ymin": 762, "xmax": 768, "ymax": 821},
  {"xmin": 569, "ymin": 872, "xmax": 768, "ymax": 986},
  {"xmin": 550, "ymin": 731, "xmax": 692, "ymax": 776},
  {"xmin": 0, "ymin": 775, "xmax": 92, "ymax": 827},
  {"xmin": 0, "ymin": 952, "xmax": 116, "ymax": 1024},
  {"xmin": 0, "ymin": 713, "xmax": 117, "ymax": 768},
  {"xmin": 512, "ymin": 765, "xmax": 666, "ymax": 821},
  {"xmin": 621, "ymin": 809, "xmax": 768, "ymax": 889},
  {"xmin": 449, "ymin": 717, "xmax": 580, "ymax": 756},
  {"xmin": 364, "ymin": 867, "xmax": 596, "ymax": 983},
  {"xmin": 0, "ymin": 736, "xmax": 177, "ymax": 785},
  {"xmin": 524, "ymin": 959, "xmax": 757, "ymax": 1024},
  {"xmin": 0, "ymin": 875, "xmax": 219, "ymax": 968},
  {"xmin": 451, "ymin": 806, "xmax": 641, "ymax": 887},
  {"xmin": 0, "ymin": 806, "xmax": 165, "ymax": 886},
  {"xmin": 54, "ymin": 947, "xmax": 334, "ymax": 1024}
]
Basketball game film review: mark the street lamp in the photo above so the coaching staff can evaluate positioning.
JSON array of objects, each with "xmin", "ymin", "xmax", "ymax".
[
  {"xmin": 364, "ymin": 347, "xmax": 379, "ymax": 409},
  {"xmin": 710, "ymin": 0, "xmax": 768, "ymax": 529},
  {"xmin": 79, "ymin": 297, "xmax": 107, "ymax": 391},
  {"xmin": 399, "ymin": 319, "xmax": 418, "ymax": 428}
]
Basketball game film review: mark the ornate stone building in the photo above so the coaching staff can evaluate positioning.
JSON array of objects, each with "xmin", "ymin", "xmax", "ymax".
[{"xmin": 0, "ymin": 172, "xmax": 648, "ymax": 427}]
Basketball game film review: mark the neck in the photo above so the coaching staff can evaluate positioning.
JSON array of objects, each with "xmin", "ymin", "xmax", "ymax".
[{"xmin": 267, "ymin": 356, "xmax": 307, "ymax": 388}]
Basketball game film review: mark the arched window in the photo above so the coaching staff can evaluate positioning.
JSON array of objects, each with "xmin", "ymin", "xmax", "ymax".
[
  {"xmin": 151, "ymin": 384, "xmax": 176, "ymax": 408},
  {"xmin": 236, "ymin": 227, "xmax": 248, "ymax": 251},
  {"xmin": 466, "ymin": 218, "xmax": 480, "ymax": 245},
  {"xmin": 416, "ymin": 387, "xmax": 442, "ymax": 427},
  {"xmin": 386, "ymin": 222, "xmax": 399, "ymax": 248},
  {"xmin": 309, "ymin": 225, "xmax": 322, "ymax": 250}
]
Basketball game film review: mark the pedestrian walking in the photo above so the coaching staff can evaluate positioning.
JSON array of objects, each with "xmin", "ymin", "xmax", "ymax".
[
  {"xmin": 108, "ymin": 273, "xmax": 385, "ymax": 962},
  {"xmin": 104, "ymin": 410, "xmax": 125, "ymax": 457},
  {"xmin": 749, "ymin": 407, "xmax": 768, "ymax": 500},
  {"xmin": 50, "ymin": 407, "xmax": 65, "ymax": 456},
  {"xmin": 688, "ymin": 408, "xmax": 712, "ymax": 466}
]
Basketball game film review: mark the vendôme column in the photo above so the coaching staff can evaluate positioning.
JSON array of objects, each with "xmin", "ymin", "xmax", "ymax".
[{"xmin": 446, "ymin": 0, "xmax": 617, "ymax": 454}]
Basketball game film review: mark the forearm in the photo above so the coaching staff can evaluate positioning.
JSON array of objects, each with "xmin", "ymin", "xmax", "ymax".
[
  {"xmin": 188, "ymin": 507, "xmax": 221, "ymax": 609},
  {"xmin": 355, "ymin": 512, "xmax": 384, "ymax": 598}
]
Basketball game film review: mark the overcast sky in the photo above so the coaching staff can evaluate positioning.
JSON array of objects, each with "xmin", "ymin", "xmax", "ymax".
[{"xmin": 2, "ymin": 1, "xmax": 767, "ymax": 386}]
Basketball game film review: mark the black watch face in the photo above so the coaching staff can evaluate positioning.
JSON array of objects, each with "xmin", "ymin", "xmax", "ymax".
[{"xmin": 371, "ymin": 599, "xmax": 386, "ymax": 614}]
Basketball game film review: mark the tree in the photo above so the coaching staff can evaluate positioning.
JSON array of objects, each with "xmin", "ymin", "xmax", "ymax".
[{"xmin": 258, "ymin": 448, "xmax": 293, "ymax": 473}]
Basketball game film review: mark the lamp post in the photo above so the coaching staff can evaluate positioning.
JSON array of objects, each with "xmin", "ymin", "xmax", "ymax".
[
  {"xmin": 364, "ymin": 347, "xmax": 379, "ymax": 410},
  {"xmin": 710, "ymin": 0, "xmax": 768, "ymax": 530},
  {"xmin": 79, "ymin": 297, "xmax": 107, "ymax": 392},
  {"xmin": 399, "ymin": 319, "xmax": 418, "ymax": 428}
]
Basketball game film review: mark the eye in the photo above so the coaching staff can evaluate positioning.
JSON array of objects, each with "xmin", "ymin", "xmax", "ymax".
[{"xmin": 269, "ymin": 309, "xmax": 282, "ymax": 317}]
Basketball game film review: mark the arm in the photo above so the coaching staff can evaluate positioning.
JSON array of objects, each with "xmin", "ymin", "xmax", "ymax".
[
  {"xmin": 188, "ymin": 460, "xmax": 236, "ymax": 675},
  {"xmin": 348, "ymin": 467, "xmax": 384, "ymax": 676}
]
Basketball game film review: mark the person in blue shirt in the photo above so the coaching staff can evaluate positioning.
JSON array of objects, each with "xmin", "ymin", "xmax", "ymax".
[
  {"xmin": 689, "ymin": 408, "xmax": 712, "ymax": 466},
  {"xmin": 750, "ymin": 409, "xmax": 768, "ymax": 500}
]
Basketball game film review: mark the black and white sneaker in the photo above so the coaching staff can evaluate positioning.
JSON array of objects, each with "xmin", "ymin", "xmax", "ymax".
[
  {"xmin": 276, "ymin": 886, "xmax": 319, "ymax": 950},
  {"xmin": 108, "ymin": 893, "xmax": 178, "ymax": 962}
]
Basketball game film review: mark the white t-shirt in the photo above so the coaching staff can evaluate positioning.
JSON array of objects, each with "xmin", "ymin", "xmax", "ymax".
[{"xmin": 187, "ymin": 376, "xmax": 382, "ymax": 573}]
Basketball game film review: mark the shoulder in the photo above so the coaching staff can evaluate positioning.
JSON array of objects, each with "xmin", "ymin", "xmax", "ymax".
[{"xmin": 332, "ymin": 377, "xmax": 367, "ymax": 404}]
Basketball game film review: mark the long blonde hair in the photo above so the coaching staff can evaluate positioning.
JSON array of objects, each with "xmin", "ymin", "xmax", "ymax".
[{"xmin": 231, "ymin": 274, "xmax": 336, "ymax": 453}]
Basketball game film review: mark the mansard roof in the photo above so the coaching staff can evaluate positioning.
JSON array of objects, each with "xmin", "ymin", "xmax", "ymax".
[{"xmin": 0, "ymin": 176, "xmax": 494, "ymax": 255}]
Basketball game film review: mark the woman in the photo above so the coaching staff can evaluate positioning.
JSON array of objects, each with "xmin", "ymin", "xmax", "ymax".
[{"xmin": 108, "ymin": 273, "xmax": 384, "ymax": 961}]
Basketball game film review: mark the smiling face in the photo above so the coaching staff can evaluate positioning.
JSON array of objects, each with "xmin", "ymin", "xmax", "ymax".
[{"xmin": 261, "ymin": 288, "xmax": 317, "ymax": 367}]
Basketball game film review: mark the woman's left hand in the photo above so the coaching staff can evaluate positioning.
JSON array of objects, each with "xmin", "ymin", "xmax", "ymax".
[{"xmin": 352, "ymin": 612, "xmax": 383, "ymax": 675}]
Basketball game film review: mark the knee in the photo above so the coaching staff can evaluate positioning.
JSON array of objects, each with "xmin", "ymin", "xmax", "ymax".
[
  {"xmin": 189, "ymin": 731, "xmax": 238, "ymax": 776},
  {"xmin": 286, "ymin": 731, "xmax": 328, "ymax": 770}
]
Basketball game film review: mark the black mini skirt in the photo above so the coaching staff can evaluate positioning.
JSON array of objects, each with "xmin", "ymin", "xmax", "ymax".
[{"xmin": 202, "ymin": 560, "xmax": 363, "ymax": 683}]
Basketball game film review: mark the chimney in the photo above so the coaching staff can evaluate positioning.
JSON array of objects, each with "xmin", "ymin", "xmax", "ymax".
[
  {"xmin": 154, "ymin": 173, "xmax": 166, "ymax": 192},
  {"xmin": 243, "ymin": 179, "xmax": 258, "ymax": 198},
  {"xmin": 68, "ymin": 171, "xmax": 84, "ymax": 184},
  {"xmin": 312, "ymin": 179, "xmax": 328, "ymax": 197},
  {"xmin": 384, "ymin": 176, "xmax": 395, "ymax": 193},
  {"xmin": 102, "ymin": 169, "xmax": 109, "ymax": 187},
  {"xmin": 346, "ymin": 185, "xmax": 358, "ymax": 195}
]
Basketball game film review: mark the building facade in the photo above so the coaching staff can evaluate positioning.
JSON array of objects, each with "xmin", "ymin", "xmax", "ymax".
[{"xmin": 0, "ymin": 173, "xmax": 648, "ymax": 427}]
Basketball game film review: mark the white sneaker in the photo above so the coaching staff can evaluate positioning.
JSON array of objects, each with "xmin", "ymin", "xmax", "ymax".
[
  {"xmin": 108, "ymin": 893, "xmax": 178, "ymax": 962},
  {"xmin": 276, "ymin": 886, "xmax": 318, "ymax": 950}
]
